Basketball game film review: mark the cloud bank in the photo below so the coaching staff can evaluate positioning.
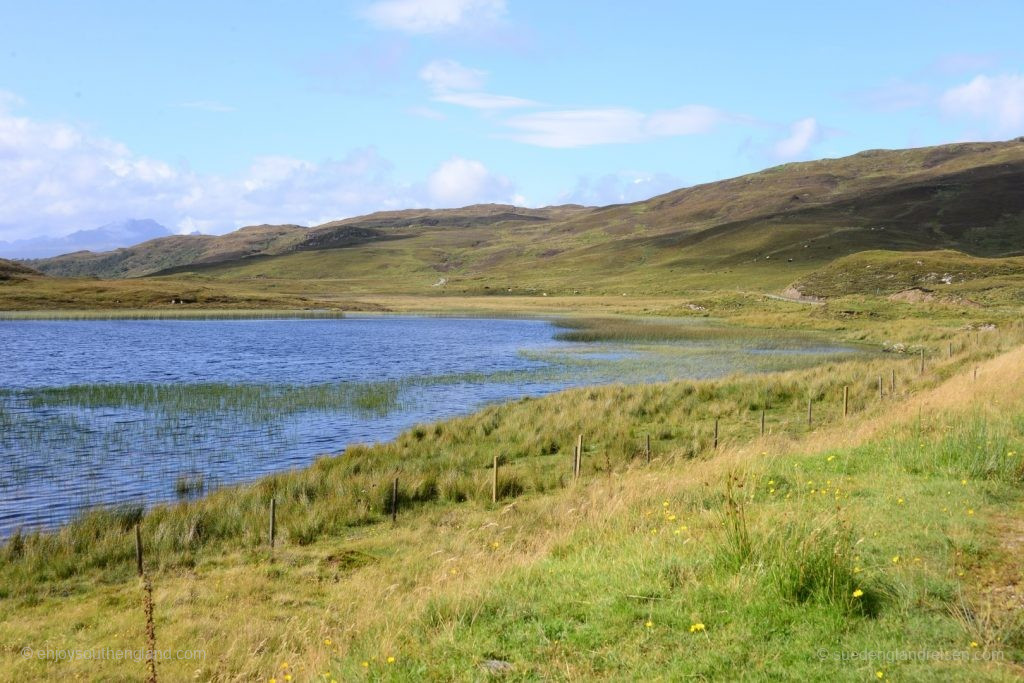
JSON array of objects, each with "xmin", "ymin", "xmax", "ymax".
[{"xmin": 0, "ymin": 93, "xmax": 518, "ymax": 242}]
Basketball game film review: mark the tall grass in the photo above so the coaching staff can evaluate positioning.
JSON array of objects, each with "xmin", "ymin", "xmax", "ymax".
[
  {"xmin": 0, "ymin": 343, "xmax": 979, "ymax": 599},
  {"xmin": 20, "ymin": 380, "xmax": 402, "ymax": 419}
]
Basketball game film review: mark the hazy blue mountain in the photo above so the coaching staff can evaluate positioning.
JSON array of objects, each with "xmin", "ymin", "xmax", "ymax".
[{"xmin": 0, "ymin": 219, "xmax": 173, "ymax": 259}]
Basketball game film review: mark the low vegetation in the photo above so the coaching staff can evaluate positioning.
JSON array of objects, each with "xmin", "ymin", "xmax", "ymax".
[{"xmin": 2, "ymin": 322, "xmax": 1023, "ymax": 680}]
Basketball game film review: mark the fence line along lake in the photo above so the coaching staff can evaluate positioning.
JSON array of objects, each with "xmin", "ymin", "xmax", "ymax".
[{"xmin": 0, "ymin": 316, "xmax": 859, "ymax": 536}]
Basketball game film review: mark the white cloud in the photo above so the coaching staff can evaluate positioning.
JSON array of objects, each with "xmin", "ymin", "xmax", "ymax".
[
  {"xmin": 419, "ymin": 59, "xmax": 487, "ymax": 91},
  {"xmin": 772, "ymin": 117, "xmax": 821, "ymax": 159},
  {"xmin": 940, "ymin": 74, "xmax": 1024, "ymax": 135},
  {"xmin": 364, "ymin": 0, "xmax": 506, "ymax": 34},
  {"xmin": 505, "ymin": 108, "xmax": 645, "ymax": 147},
  {"xmin": 427, "ymin": 157, "xmax": 514, "ymax": 206},
  {"xmin": 419, "ymin": 58, "xmax": 537, "ymax": 110},
  {"xmin": 434, "ymin": 92, "xmax": 537, "ymax": 109},
  {"xmin": 0, "ymin": 94, "xmax": 519, "ymax": 243},
  {"xmin": 645, "ymin": 105, "xmax": 723, "ymax": 137},
  {"xmin": 504, "ymin": 105, "xmax": 727, "ymax": 148}
]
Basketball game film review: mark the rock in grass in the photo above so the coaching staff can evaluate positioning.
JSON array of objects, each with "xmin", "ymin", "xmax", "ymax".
[{"xmin": 479, "ymin": 659, "xmax": 515, "ymax": 675}]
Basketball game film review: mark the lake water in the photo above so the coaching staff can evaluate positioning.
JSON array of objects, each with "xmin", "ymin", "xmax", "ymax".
[{"xmin": 0, "ymin": 316, "xmax": 856, "ymax": 536}]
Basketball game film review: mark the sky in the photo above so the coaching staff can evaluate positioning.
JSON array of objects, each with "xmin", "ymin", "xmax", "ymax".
[{"xmin": 1, "ymin": 0, "xmax": 1023, "ymax": 244}]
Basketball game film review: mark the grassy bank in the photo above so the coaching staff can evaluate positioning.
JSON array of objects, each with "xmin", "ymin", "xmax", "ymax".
[{"xmin": 1, "ymin": 322, "xmax": 1023, "ymax": 680}]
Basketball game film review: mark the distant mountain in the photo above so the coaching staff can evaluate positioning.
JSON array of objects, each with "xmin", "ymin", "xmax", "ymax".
[
  {"xmin": 0, "ymin": 219, "xmax": 173, "ymax": 259},
  {"xmin": 21, "ymin": 139, "xmax": 1024, "ymax": 292}
]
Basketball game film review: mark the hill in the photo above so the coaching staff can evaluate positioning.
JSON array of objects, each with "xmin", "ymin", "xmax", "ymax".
[
  {"xmin": 20, "ymin": 139, "xmax": 1024, "ymax": 296},
  {"xmin": 24, "ymin": 223, "xmax": 309, "ymax": 278},
  {"xmin": 25, "ymin": 206, "xmax": 591, "ymax": 279},
  {"xmin": 789, "ymin": 249, "xmax": 1024, "ymax": 301},
  {"xmin": 0, "ymin": 258, "xmax": 39, "ymax": 281}
]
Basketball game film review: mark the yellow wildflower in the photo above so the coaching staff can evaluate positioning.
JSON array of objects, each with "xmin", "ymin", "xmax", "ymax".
[
  {"xmin": 689, "ymin": 622, "xmax": 705, "ymax": 633},
  {"xmin": 852, "ymin": 589, "xmax": 864, "ymax": 598}
]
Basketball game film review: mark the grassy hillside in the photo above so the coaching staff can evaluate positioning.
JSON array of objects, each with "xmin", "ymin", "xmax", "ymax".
[
  {"xmin": 0, "ymin": 257, "xmax": 38, "ymax": 280},
  {"xmin": 22, "ymin": 224, "xmax": 309, "ymax": 279},
  {"xmin": 16, "ymin": 139, "xmax": 1024, "ymax": 300},
  {"xmin": 3, "ymin": 319, "xmax": 1023, "ymax": 680},
  {"xmin": 790, "ymin": 250, "xmax": 1024, "ymax": 302}
]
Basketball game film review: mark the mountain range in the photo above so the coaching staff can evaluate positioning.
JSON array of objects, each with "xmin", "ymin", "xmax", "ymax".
[
  {"xmin": 0, "ymin": 219, "xmax": 174, "ymax": 259},
  {"xmin": 13, "ymin": 138, "xmax": 1024, "ymax": 298}
]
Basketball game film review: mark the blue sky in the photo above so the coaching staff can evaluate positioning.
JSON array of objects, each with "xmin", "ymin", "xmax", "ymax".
[{"xmin": 1, "ymin": 0, "xmax": 1023, "ymax": 243}]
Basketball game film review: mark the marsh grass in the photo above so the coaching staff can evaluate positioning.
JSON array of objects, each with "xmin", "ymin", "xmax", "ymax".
[
  {"xmin": 20, "ymin": 380, "xmax": 402, "ymax": 419},
  {"xmin": 553, "ymin": 316, "xmax": 827, "ymax": 349}
]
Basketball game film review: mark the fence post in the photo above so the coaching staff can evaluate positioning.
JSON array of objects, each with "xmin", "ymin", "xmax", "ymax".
[
  {"xmin": 760, "ymin": 409, "xmax": 766, "ymax": 435},
  {"xmin": 391, "ymin": 478, "xmax": 398, "ymax": 523},
  {"xmin": 135, "ymin": 524, "xmax": 144, "ymax": 576},
  {"xmin": 269, "ymin": 498, "xmax": 276, "ymax": 548},
  {"xmin": 948, "ymin": 342, "xmax": 953, "ymax": 359},
  {"xmin": 891, "ymin": 369, "xmax": 895, "ymax": 395},
  {"xmin": 578, "ymin": 434, "xmax": 584, "ymax": 478},
  {"xmin": 920, "ymin": 348, "xmax": 925, "ymax": 375},
  {"xmin": 645, "ymin": 434, "xmax": 651, "ymax": 464},
  {"xmin": 843, "ymin": 386, "xmax": 849, "ymax": 418},
  {"xmin": 492, "ymin": 455, "xmax": 499, "ymax": 504},
  {"xmin": 713, "ymin": 418, "xmax": 719, "ymax": 449}
]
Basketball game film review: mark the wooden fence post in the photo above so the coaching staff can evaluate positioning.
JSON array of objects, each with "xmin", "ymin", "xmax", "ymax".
[
  {"xmin": 492, "ymin": 455, "xmax": 499, "ymax": 504},
  {"xmin": 269, "ymin": 498, "xmax": 276, "ymax": 549},
  {"xmin": 645, "ymin": 434, "xmax": 651, "ymax": 464},
  {"xmin": 578, "ymin": 435, "xmax": 584, "ymax": 478},
  {"xmin": 920, "ymin": 348, "xmax": 925, "ymax": 375},
  {"xmin": 760, "ymin": 409, "xmax": 766, "ymax": 436},
  {"xmin": 135, "ymin": 524, "xmax": 144, "ymax": 576},
  {"xmin": 843, "ymin": 386, "xmax": 849, "ymax": 418},
  {"xmin": 891, "ymin": 369, "xmax": 896, "ymax": 395},
  {"xmin": 948, "ymin": 342, "xmax": 953, "ymax": 359},
  {"xmin": 713, "ymin": 418, "xmax": 719, "ymax": 449},
  {"xmin": 391, "ymin": 478, "xmax": 398, "ymax": 523}
]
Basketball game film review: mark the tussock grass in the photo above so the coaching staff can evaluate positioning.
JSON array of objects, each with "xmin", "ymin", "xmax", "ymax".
[
  {"xmin": 553, "ymin": 316, "xmax": 823, "ymax": 348},
  {"xmin": 19, "ymin": 380, "xmax": 402, "ymax": 419}
]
